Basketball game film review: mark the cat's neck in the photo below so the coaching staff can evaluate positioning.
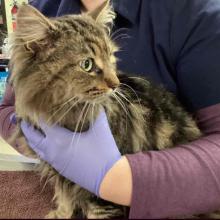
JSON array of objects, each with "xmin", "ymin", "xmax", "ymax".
[{"xmin": 53, "ymin": 102, "xmax": 101, "ymax": 132}]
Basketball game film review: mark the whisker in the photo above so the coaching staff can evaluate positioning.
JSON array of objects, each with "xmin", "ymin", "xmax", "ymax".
[
  {"xmin": 119, "ymin": 82, "xmax": 144, "ymax": 112},
  {"xmin": 111, "ymin": 27, "xmax": 129, "ymax": 39},
  {"xmin": 91, "ymin": 102, "xmax": 95, "ymax": 129},
  {"xmin": 127, "ymin": 76, "xmax": 150, "ymax": 87},
  {"xmin": 119, "ymin": 83, "xmax": 140, "ymax": 100},
  {"xmin": 112, "ymin": 34, "xmax": 130, "ymax": 41},
  {"xmin": 51, "ymin": 98, "xmax": 81, "ymax": 126},
  {"xmin": 115, "ymin": 89, "xmax": 131, "ymax": 104},
  {"xmin": 46, "ymin": 96, "xmax": 79, "ymax": 125},
  {"xmin": 73, "ymin": 102, "xmax": 89, "ymax": 133},
  {"xmin": 79, "ymin": 103, "xmax": 91, "ymax": 133},
  {"xmin": 50, "ymin": 96, "xmax": 78, "ymax": 111},
  {"xmin": 111, "ymin": 92, "xmax": 132, "ymax": 121},
  {"xmin": 59, "ymin": 102, "xmax": 89, "ymax": 174},
  {"xmin": 115, "ymin": 89, "xmax": 145, "ymax": 122},
  {"xmin": 66, "ymin": 102, "xmax": 89, "ymax": 157},
  {"xmin": 91, "ymin": 102, "xmax": 100, "ymax": 137},
  {"xmin": 111, "ymin": 92, "xmax": 128, "ymax": 132},
  {"xmin": 75, "ymin": 103, "xmax": 91, "ymax": 148}
]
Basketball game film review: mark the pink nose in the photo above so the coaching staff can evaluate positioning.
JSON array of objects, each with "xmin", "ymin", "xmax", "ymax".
[{"xmin": 105, "ymin": 78, "xmax": 119, "ymax": 90}]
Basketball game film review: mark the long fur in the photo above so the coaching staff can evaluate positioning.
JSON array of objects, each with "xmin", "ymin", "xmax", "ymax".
[{"xmin": 9, "ymin": 3, "xmax": 216, "ymax": 219}]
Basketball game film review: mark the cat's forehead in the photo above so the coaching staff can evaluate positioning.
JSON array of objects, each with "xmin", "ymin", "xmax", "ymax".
[
  {"xmin": 54, "ymin": 14, "xmax": 111, "ymax": 54},
  {"xmin": 55, "ymin": 14, "xmax": 105, "ymax": 37}
]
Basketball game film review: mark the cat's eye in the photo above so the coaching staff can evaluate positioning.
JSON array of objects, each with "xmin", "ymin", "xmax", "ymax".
[{"xmin": 80, "ymin": 58, "xmax": 94, "ymax": 72}]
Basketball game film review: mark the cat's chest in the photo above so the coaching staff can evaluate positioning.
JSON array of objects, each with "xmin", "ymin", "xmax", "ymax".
[{"xmin": 105, "ymin": 102, "xmax": 147, "ymax": 154}]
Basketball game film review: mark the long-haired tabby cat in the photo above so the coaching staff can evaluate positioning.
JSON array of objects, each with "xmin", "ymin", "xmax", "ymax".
[{"xmin": 9, "ymin": 1, "xmax": 204, "ymax": 219}]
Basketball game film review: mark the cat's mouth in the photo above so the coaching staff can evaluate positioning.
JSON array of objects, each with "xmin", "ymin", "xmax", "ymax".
[
  {"xmin": 84, "ymin": 88, "xmax": 113, "ymax": 100},
  {"xmin": 85, "ymin": 88, "xmax": 108, "ymax": 96}
]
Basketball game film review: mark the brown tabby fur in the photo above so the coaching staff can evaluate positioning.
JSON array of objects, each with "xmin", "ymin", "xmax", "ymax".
[{"xmin": 9, "ymin": 2, "xmax": 214, "ymax": 219}]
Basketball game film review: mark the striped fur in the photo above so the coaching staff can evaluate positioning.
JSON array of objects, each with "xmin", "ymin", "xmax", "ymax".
[{"xmin": 9, "ymin": 3, "xmax": 215, "ymax": 219}]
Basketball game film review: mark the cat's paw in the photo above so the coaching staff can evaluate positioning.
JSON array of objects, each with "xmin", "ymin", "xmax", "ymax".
[
  {"xmin": 86, "ymin": 204, "xmax": 124, "ymax": 219},
  {"xmin": 45, "ymin": 209, "xmax": 72, "ymax": 219}
]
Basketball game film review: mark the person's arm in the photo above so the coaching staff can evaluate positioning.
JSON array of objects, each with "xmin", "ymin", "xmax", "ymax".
[
  {"xmin": 113, "ymin": 0, "xmax": 220, "ymax": 217},
  {"xmin": 0, "ymin": 83, "xmax": 15, "ymax": 140},
  {"xmin": 86, "ymin": 0, "xmax": 220, "ymax": 217},
  {"xmin": 100, "ymin": 103, "xmax": 220, "ymax": 218},
  {"xmin": 99, "ymin": 156, "xmax": 132, "ymax": 206}
]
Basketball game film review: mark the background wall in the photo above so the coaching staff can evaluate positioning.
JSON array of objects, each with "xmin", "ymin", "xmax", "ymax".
[{"xmin": 3, "ymin": 0, "xmax": 28, "ymax": 34}]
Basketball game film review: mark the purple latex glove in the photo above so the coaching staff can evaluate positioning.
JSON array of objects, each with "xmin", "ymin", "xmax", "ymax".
[
  {"xmin": 20, "ymin": 110, "xmax": 121, "ymax": 196},
  {"xmin": 10, "ymin": 112, "xmax": 17, "ymax": 124}
]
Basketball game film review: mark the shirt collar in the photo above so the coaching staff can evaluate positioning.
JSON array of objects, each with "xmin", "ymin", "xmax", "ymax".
[
  {"xmin": 56, "ymin": 0, "xmax": 81, "ymax": 16},
  {"xmin": 112, "ymin": 0, "xmax": 141, "ymax": 24},
  {"xmin": 56, "ymin": 0, "xmax": 140, "ymax": 24}
]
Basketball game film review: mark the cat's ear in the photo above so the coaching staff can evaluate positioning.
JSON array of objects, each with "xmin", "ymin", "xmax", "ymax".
[
  {"xmin": 88, "ymin": 0, "xmax": 116, "ymax": 33},
  {"xmin": 15, "ymin": 4, "xmax": 58, "ymax": 53}
]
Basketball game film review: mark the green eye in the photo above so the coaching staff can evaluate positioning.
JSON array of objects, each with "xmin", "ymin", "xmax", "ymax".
[{"xmin": 80, "ymin": 58, "xmax": 94, "ymax": 72}]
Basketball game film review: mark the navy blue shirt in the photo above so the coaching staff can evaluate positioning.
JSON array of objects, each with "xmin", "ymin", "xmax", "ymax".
[{"xmin": 31, "ymin": 0, "xmax": 220, "ymax": 112}]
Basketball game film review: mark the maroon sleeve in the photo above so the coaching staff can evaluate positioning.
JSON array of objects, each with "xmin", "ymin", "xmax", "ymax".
[
  {"xmin": 0, "ymin": 83, "xmax": 15, "ymax": 140},
  {"xmin": 126, "ymin": 103, "xmax": 220, "ymax": 218}
]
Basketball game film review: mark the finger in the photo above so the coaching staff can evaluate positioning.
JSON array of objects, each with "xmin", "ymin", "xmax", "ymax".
[
  {"xmin": 38, "ymin": 119, "xmax": 78, "ymax": 141},
  {"xmin": 38, "ymin": 119, "xmax": 54, "ymax": 133},
  {"xmin": 9, "ymin": 113, "xmax": 17, "ymax": 124},
  {"xmin": 20, "ymin": 120, "xmax": 44, "ymax": 145},
  {"xmin": 37, "ymin": 120, "xmax": 63, "ymax": 137}
]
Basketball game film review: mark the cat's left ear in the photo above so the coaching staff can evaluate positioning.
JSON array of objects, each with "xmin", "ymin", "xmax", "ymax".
[
  {"xmin": 14, "ymin": 4, "xmax": 58, "ymax": 53},
  {"xmin": 88, "ymin": 0, "xmax": 116, "ymax": 33}
]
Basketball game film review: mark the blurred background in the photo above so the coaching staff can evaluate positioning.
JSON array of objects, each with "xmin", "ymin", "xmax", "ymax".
[{"xmin": 0, "ymin": 0, "xmax": 28, "ymax": 102}]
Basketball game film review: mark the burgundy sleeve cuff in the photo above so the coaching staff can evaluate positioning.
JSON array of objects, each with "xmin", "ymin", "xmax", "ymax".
[{"xmin": 126, "ymin": 152, "xmax": 151, "ymax": 218}]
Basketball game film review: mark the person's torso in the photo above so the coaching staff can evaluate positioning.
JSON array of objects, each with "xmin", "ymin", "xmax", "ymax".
[{"xmin": 31, "ymin": 0, "xmax": 178, "ymax": 93}]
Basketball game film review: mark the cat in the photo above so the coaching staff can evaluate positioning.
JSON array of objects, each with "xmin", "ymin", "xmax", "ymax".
[{"xmin": 9, "ymin": 2, "xmax": 204, "ymax": 219}]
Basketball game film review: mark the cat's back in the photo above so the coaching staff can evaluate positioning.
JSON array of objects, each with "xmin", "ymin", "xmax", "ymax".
[{"xmin": 106, "ymin": 72, "xmax": 201, "ymax": 154}]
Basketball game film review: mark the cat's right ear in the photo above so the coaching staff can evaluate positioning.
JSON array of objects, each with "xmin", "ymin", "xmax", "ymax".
[
  {"xmin": 88, "ymin": 0, "xmax": 116, "ymax": 34},
  {"xmin": 15, "ymin": 4, "xmax": 58, "ymax": 53}
]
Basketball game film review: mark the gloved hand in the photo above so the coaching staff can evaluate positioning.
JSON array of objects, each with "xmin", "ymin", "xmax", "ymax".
[
  {"xmin": 20, "ymin": 110, "xmax": 121, "ymax": 196},
  {"xmin": 9, "ymin": 112, "xmax": 17, "ymax": 124}
]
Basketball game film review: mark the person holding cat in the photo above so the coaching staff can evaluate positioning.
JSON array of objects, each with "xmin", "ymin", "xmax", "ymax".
[{"xmin": 1, "ymin": 0, "xmax": 220, "ymax": 218}]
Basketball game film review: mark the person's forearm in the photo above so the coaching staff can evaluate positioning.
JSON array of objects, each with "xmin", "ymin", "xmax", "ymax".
[
  {"xmin": 99, "ymin": 156, "xmax": 132, "ymax": 206},
  {"xmin": 127, "ymin": 135, "xmax": 220, "ymax": 218},
  {"xmin": 0, "ymin": 83, "xmax": 15, "ymax": 139},
  {"xmin": 101, "ymin": 136, "xmax": 220, "ymax": 219}
]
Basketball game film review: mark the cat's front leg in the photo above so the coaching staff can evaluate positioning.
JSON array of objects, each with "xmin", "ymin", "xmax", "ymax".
[
  {"xmin": 85, "ymin": 202, "xmax": 125, "ymax": 219},
  {"xmin": 68, "ymin": 187, "xmax": 126, "ymax": 219},
  {"xmin": 45, "ymin": 176, "xmax": 78, "ymax": 219}
]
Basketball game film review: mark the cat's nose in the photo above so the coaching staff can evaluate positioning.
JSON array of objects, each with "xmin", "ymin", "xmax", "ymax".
[
  {"xmin": 105, "ymin": 78, "xmax": 120, "ymax": 90},
  {"xmin": 109, "ymin": 83, "xmax": 119, "ymax": 90}
]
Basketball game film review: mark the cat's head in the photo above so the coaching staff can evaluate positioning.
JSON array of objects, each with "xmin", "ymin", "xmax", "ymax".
[{"xmin": 10, "ymin": 1, "xmax": 120, "ymax": 121}]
